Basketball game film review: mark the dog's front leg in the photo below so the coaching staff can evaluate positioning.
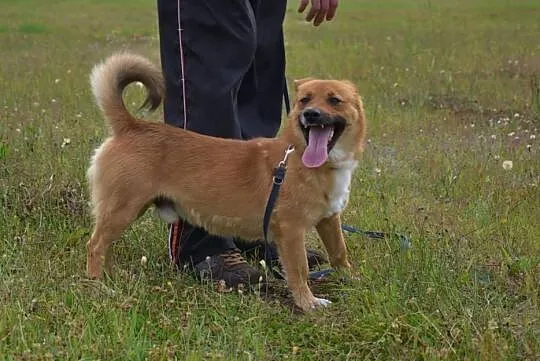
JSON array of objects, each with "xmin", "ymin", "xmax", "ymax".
[
  {"xmin": 316, "ymin": 214, "xmax": 351, "ymax": 271},
  {"xmin": 273, "ymin": 222, "xmax": 331, "ymax": 311}
]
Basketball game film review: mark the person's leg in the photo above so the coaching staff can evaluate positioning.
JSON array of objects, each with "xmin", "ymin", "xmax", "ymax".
[
  {"xmin": 237, "ymin": 0, "xmax": 287, "ymax": 140},
  {"xmin": 234, "ymin": 0, "xmax": 328, "ymax": 268},
  {"xmin": 157, "ymin": 0, "xmax": 258, "ymax": 269}
]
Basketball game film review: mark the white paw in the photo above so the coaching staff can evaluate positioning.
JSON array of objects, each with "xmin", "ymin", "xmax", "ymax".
[{"xmin": 312, "ymin": 297, "xmax": 332, "ymax": 309}]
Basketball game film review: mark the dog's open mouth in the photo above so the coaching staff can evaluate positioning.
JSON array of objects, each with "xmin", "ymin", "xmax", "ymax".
[{"xmin": 300, "ymin": 116, "xmax": 346, "ymax": 168}]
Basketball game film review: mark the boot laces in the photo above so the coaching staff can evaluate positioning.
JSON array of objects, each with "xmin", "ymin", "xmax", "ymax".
[{"xmin": 221, "ymin": 249, "xmax": 248, "ymax": 267}]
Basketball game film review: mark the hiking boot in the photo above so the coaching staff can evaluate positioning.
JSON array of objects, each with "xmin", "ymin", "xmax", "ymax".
[
  {"xmin": 191, "ymin": 248, "xmax": 264, "ymax": 288},
  {"xmin": 235, "ymin": 239, "xmax": 328, "ymax": 270}
]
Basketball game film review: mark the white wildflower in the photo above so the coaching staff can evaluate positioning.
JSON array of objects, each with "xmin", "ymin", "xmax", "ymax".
[
  {"xmin": 61, "ymin": 138, "xmax": 71, "ymax": 148},
  {"xmin": 140, "ymin": 256, "xmax": 148, "ymax": 266},
  {"xmin": 502, "ymin": 160, "xmax": 513, "ymax": 170}
]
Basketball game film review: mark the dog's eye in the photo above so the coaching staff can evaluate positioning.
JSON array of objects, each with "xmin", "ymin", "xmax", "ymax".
[
  {"xmin": 299, "ymin": 97, "xmax": 311, "ymax": 105},
  {"xmin": 328, "ymin": 96, "xmax": 342, "ymax": 106}
]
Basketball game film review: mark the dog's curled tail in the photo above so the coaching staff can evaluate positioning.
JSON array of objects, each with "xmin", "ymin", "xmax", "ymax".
[{"xmin": 90, "ymin": 52, "xmax": 165, "ymax": 135}]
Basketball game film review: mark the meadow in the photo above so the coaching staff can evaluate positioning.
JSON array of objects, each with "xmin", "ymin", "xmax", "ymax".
[{"xmin": 0, "ymin": 0, "xmax": 539, "ymax": 359}]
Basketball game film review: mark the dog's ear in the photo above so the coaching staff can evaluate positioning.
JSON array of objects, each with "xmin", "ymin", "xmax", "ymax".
[
  {"xmin": 341, "ymin": 80, "xmax": 358, "ymax": 93},
  {"xmin": 294, "ymin": 77, "xmax": 315, "ymax": 90}
]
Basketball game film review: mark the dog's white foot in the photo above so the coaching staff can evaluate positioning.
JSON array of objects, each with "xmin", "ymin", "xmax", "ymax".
[{"xmin": 312, "ymin": 297, "xmax": 332, "ymax": 309}]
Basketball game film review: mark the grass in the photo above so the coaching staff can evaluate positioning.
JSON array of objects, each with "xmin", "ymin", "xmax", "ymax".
[{"xmin": 1, "ymin": 0, "xmax": 539, "ymax": 359}]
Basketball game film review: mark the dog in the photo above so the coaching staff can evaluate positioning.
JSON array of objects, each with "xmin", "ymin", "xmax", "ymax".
[{"xmin": 86, "ymin": 52, "xmax": 366, "ymax": 311}]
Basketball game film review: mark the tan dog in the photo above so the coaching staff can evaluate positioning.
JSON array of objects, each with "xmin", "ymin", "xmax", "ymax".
[{"xmin": 86, "ymin": 52, "xmax": 366, "ymax": 311}]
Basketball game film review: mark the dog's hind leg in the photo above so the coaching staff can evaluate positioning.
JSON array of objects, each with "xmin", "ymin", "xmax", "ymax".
[
  {"xmin": 86, "ymin": 198, "xmax": 146, "ymax": 279},
  {"xmin": 316, "ymin": 214, "xmax": 351, "ymax": 270}
]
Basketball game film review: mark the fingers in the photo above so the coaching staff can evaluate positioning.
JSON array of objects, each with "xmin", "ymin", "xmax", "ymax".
[
  {"xmin": 305, "ymin": 0, "xmax": 320, "ymax": 24},
  {"xmin": 299, "ymin": 0, "xmax": 339, "ymax": 26},
  {"xmin": 298, "ymin": 0, "xmax": 309, "ymax": 13},
  {"xmin": 313, "ymin": 0, "xmax": 327, "ymax": 26},
  {"xmin": 326, "ymin": 0, "xmax": 338, "ymax": 21}
]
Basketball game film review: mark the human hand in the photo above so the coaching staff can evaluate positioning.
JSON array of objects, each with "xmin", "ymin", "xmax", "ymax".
[{"xmin": 298, "ymin": 0, "xmax": 339, "ymax": 27}]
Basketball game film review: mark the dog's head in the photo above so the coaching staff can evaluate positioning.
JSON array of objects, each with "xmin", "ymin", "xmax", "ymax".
[{"xmin": 285, "ymin": 78, "xmax": 366, "ymax": 168}]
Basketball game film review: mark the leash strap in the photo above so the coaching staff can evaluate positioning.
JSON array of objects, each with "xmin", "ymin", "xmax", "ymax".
[
  {"xmin": 262, "ymin": 167, "xmax": 285, "ymax": 264},
  {"xmin": 262, "ymin": 145, "xmax": 294, "ymax": 278},
  {"xmin": 341, "ymin": 224, "xmax": 412, "ymax": 250},
  {"xmin": 283, "ymin": 79, "xmax": 291, "ymax": 115}
]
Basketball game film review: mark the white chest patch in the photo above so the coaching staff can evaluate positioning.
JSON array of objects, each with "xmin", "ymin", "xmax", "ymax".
[{"xmin": 324, "ymin": 159, "xmax": 357, "ymax": 218}]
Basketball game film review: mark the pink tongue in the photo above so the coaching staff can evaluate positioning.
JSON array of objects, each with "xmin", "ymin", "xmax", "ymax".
[{"xmin": 302, "ymin": 127, "xmax": 332, "ymax": 168}]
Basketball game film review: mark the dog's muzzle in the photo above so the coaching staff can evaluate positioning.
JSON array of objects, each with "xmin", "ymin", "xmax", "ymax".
[{"xmin": 299, "ymin": 107, "xmax": 346, "ymax": 168}]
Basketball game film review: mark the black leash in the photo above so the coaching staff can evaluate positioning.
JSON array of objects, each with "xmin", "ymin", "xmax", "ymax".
[
  {"xmin": 341, "ymin": 224, "xmax": 412, "ymax": 251},
  {"xmin": 283, "ymin": 79, "xmax": 291, "ymax": 115},
  {"xmin": 262, "ymin": 144, "xmax": 295, "ymax": 279}
]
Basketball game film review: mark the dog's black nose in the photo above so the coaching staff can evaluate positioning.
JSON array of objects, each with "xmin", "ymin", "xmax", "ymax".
[{"xmin": 302, "ymin": 108, "xmax": 321, "ymax": 123}]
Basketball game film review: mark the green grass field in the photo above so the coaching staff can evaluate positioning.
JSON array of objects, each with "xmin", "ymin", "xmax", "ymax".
[{"xmin": 1, "ymin": 0, "xmax": 539, "ymax": 359}]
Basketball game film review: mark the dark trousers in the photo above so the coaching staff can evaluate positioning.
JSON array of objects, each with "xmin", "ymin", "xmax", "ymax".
[{"xmin": 157, "ymin": 0, "xmax": 287, "ymax": 265}]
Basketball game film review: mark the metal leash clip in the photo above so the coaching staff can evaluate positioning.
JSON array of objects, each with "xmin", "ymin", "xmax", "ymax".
[
  {"xmin": 273, "ymin": 144, "xmax": 295, "ymax": 185},
  {"xmin": 278, "ymin": 144, "xmax": 295, "ymax": 168}
]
